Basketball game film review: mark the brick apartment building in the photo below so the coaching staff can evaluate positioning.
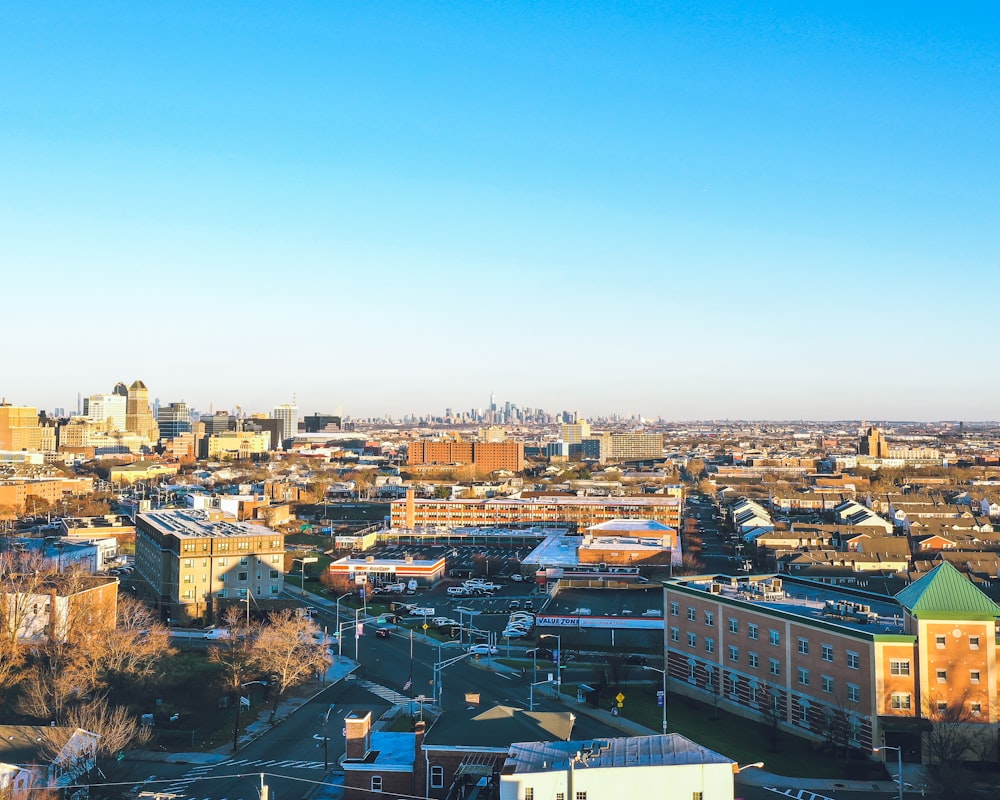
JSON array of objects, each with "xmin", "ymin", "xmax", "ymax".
[
  {"xmin": 408, "ymin": 440, "xmax": 525, "ymax": 475},
  {"xmin": 133, "ymin": 509, "xmax": 284, "ymax": 625},
  {"xmin": 391, "ymin": 489, "xmax": 683, "ymax": 531},
  {"xmin": 663, "ymin": 562, "xmax": 1000, "ymax": 762}
]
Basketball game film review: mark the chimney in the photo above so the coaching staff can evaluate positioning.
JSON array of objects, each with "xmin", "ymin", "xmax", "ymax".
[
  {"xmin": 344, "ymin": 710, "xmax": 372, "ymax": 761},
  {"xmin": 413, "ymin": 720, "xmax": 427, "ymax": 797}
]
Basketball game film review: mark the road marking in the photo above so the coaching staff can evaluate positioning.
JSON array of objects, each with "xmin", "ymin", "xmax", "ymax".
[{"xmin": 495, "ymin": 673, "xmax": 512, "ymax": 680}]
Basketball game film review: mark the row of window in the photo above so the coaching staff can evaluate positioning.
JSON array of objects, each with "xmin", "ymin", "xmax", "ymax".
[
  {"xmin": 935, "ymin": 633, "xmax": 981, "ymax": 649},
  {"xmin": 670, "ymin": 619, "xmax": 863, "ymax": 670},
  {"xmin": 182, "ymin": 555, "xmax": 281, "ymax": 568},
  {"xmin": 672, "ymin": 628, "xmax": 860, "ymax": 669},
  {"xmin": 181, "ymin": 539, "xmax": 282, "ymax": 553},
  {"xmin": 524, "ymin": 790, "xmax": 588, "ymax": 800},
  {"xmin": 183, "ymin": 570, "xmax": 280, "ymax": 584}
]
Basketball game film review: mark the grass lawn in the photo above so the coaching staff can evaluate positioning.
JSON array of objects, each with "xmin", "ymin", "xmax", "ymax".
[{"xmin": 580, "ymin": 681, "xmax": 884, "ymax": 779}]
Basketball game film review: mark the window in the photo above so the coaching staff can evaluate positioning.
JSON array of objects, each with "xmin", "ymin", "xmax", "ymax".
[
  {"xmin": 729, "ymin": 645, "xmax": 739, "ymax": 663},
  {"xmin": 969, "ymin": 635, "xmax": 980, "ymax": 650},
  {"xmin": 935, "ymin": 634, "xmax": 946, "ymax": 649},
  {"xmin": 240, "ymin": 557, "xmax": 249, "ymax": 566},
  {"xmin": 670, "ymin": 601, "xmax": 679, "ymax": 616},
  {"xmin": 670, "ymin": 627, "xmax": 679, "ymax": 643},
  {"xmin": 238, "ymin": 572, "xmax": 248, "ymax": 582},
  {"xmin": 846, "ymin": 651, "xmax": 859, "ymax": 670},
  {"xmin": 575, "ymin": 792, "xmax": 587, "ymax": 800},
  {"xmin": 183, "ymin": 558, "xmax": 194, "ymax": 568},
  {"xmin": 936, "ymin": 669, "xmax": 947, "ymax": 683},
  {"xmin": 271, "ymin": 555, "xmax": 280, "ymax": 564},
  {"xmin": 749, "ymin": 682, "xmax": 758, "ymax": 705},
  {"xmin": 769, "ymin": 629, "xmax": 780, "ymax": 646},
  {"xmin": 769, "ymin": 658, "xmax": 780, "ymax": 676},
  {"xmin": 687, "ymin": 633, "xmax": 696, "ymax": 647},
  {"xmin": 798, "ymin": 667, "xmax": 810, "ymax": 686},
  {"xmin": 822, "ymin": 675, "xmax": 833, "ymax": 693},
  {"xmin": 556, "ymin": 795, "xmax": 564, "ymax": 800},
  {"xmin": 797, "ymin": 637, "xmax": 809, "ymax": 655},
  {"xmin": 890, "ymin": 693, "xmax": 911, "ymax": 711},
  {"xmin": 889, "ymin": 659, "xmax": 910, "ymax": 676},
  {"xmin": 237, "ymin": 541, "xmax": 249, "ymax": 551},
  {"xmin": 182, "ymin": 589, "xmax": 194, "ymax": 599},
  {"xmin": 687, "ymin": 607, "xmax": 696, "ymax": 621},
  {"xmin": 182, "ymin": 542, "xmax": 195, "ymax": 552},
  {"xmin": 219, "ymin": 558, "xmax": 229, "ymax": 567},
  {"xmin": 847, "ymin": 683, "xmax": 860, "ymax": 703},
  {"xmin": 748, "ymin": 623, "xmax": 758, "ymax": 640},
  {"xmin": 371, "ymin": 777, "xmax": 382, "ymax": 793},
  {"xmin": 693, "ymin": 793, "xmax": 704, "ymax": 800},
  {"xmin": 748, "ymin": 652, "xmax": 759, "ymax": 669},
  {"xmin": 705, "ymin": 637, "xmax": 715, "ymax": 654},
  {"xmin": 525, "ymin": 789, "xmax": 534, "ymax": 800},
  {"xmin": 430, "ymin": 767, "xmax": 444, "ymax": 789},
  {"xmin": 217, "ymin": 589, "xmax": 226, "ymax": 598},
  {"xmin": 971, "ymin": 702, "xmax": 982, "ymax": 715},
  {"xmin": 704, "ymin": 611, "xmax": 714, "ymax": 627},
  {"xmin": 970, "ymin": 670, "xmax": 981, "ymax": 684},
  {"xmin": 270, "ymin": 570, "xmax": 279, "ymax": 579},
  {"xmin": 821, "ymin": 644, "xmax": 833, "ymax": 662},
  {"xmin": 936, "ymin": 701, "xmax": 948, "ymax": 712},
  {"xmin": 270, "ymin": 585, "xmax": 279, "ymax": 595},
  {"xmin": 729, "ymin": 618, "xmax": 738, "ymax": 634},
  {"xmin": 799, "ymin": 701, "xmax": 809, "ymax": 724},
  {"xmin": 183, "ymin": 575, "xmax": 193, "ymax": 583}
]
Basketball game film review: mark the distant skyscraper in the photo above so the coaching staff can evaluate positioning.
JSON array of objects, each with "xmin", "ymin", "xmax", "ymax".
[
  {"xmin": 271, "ymin": 403, "xmax": 298, "ymax": 446},
  {"xmin": 83, "ymin": 393, "xmax": 127, "ymax": 430},
  {"xmin": 859, "ymin": 426, "xmax": 889, "ymax": 458},
  {"xmin": 125, "ymin": 380, "xmax": 160, "ymax": 441},
  {"xmin": 158, "ymin": 401, "xmax": 192, "ymax": 440}
]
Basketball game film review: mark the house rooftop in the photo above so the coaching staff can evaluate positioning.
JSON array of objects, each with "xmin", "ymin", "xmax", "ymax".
[
  {"xmin": 505, "ymin": 734, "xmax": 734, "ymax": 773},
  {"xmin": 425, "ymin": 706, "xmax": 575, "ymax": 749}
]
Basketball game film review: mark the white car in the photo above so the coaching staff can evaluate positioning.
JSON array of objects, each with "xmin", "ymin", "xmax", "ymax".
[
  {"xmin": 502, "ymin": 628, "xmax": 529, "ymax": 639},
  {"xmin": 468, "ymin": 643, "xmax": 498, "ymax": 656},
  {"xmin": 511, "ymin": 574, "xmax": 524, "ymax": 582},
  {"xmin": 509, "ymin": 614, "xmax": 535, "ymax": 625}
]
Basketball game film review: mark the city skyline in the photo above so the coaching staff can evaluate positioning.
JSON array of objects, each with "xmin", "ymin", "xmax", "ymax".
[{"xmin": 2, "ymin": 4, "xmax": 997, "ymax": 419}]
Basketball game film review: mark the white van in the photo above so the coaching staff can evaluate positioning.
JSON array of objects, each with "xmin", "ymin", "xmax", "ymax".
[
  {"xmin": 407, "ymin": 579, "xmax": 419, "ymax": 592},
  {"xmin": 447, "ymin": 586, "xmax": 468, "ymax": 597}
]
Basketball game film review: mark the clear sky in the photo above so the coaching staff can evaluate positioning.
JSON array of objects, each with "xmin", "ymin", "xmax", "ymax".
[{"xmin": 2, "ymin": 2, "xmax": 997, "ymax": 421}]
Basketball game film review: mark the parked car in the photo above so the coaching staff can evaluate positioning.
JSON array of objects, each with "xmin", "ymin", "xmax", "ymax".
[
  {"xmin": 525, "ymin": 647, "xmax": 554, "ymax": 660},
  {"xmin": 468, "ymin": 643, "xmax": 498, "ymax": 656},
  {"xmin": 511, "ymin": 574, "xmax": 524, "ymax": 582},
  {"xmin": 508, "ymin": 600, "xmax": 521, "ymax": 610},
  {"xmin": 502, "ymin": 627, "xmax": 529, "ymax": 639}
]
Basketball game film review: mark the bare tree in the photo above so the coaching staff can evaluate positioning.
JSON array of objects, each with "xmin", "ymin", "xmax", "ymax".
[
  {"xmin": 251, "ymin": 609, "xmax": 332, "ymax": 720},
  {"xmin": 209, "ymin": 606, "xmax": 262, "ymax": 698},
  {"xmin": 64, "ymin": 695, "xmax": 152, "ymax": 760}
]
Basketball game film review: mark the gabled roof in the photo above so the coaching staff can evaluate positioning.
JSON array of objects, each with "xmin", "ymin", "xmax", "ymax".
[{"xmin": 894, "ymin": 561, "xmax": 1000, "ymax": 619}]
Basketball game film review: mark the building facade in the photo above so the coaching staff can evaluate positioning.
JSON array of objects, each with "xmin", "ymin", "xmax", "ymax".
[
  {"xmin": 663, "ymin": 563, "xmax": 1000, "ymax": 762},
  {"xmin": 134, "ymin": 509, "xmax": 285, "ymax": 624},
  {"xmin": 0, "ymin": 403, "xmax": 55, "ymax": 453}
]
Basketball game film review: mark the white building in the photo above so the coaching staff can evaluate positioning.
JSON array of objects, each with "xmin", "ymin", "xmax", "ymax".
[
  {"xmin": 271, "ymin": 403, "xmax": 299, "ymax": 447},
  {"xmin": 501, "ymin": 734, "xmax": 736, "ymax": 800},
  {"xmin": 82, "ymin": 393, "xmax": 126, "ymax": 431}
]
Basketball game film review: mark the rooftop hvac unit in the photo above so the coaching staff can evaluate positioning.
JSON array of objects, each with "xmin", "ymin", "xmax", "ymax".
[{"xmin": 709, "ymin": 583, "xmax": 722, "ymax": 594}]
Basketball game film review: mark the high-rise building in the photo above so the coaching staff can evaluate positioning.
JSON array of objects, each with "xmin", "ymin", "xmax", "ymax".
[
  {"xmin": 157, "ymin": 401, "xmax": 192, "ymax": 440},
  {"xmin": 270, "ymin": 403, "xmax": 298, "ymax": 447},
  {"xmin": 608, "ymin": 432, "xmax": 664, "ymax": 462},
  {"xmin": 0, "ymin": 401, "xmax": 56, "ymax": 452},
  {"xmin": 859, "ymin": 426, "xmax": 889, "ymax": 458},
  {"xmin": 83, "ymin": 393, "xmax": 127, "ymax": 430},
  {"xmin": 560, "ymin": 419, "xmax": 591, "ymax": 444},
  {"xmin": 125, "ymin": 380, "xmax": 159, "ymax": 441}
]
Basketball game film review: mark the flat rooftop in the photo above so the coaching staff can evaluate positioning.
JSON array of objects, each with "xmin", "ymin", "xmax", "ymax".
[
  {"xmin": 505, "ymin": 734, "xmax": 733, "ymax": 773},
  {"xmin": 669, "ymin": 575, "xmax": 908, "ymax": 635},
  {"xmin": 137, "ymin": 510, "xmax": 277, "ymax": 538}
]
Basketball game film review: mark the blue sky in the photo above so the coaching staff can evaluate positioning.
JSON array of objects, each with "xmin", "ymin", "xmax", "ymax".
[{"xmin": 2, "ymin": 2, "xmax": 997, "ymax": 421}]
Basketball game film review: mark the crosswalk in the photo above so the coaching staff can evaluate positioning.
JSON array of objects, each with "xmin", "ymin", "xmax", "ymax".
[
  {"xmin": 763, "ymin": 787, "xmax": 835, "ymax": 800},
  {"xmin": 153, "ymin": 757, "xmax": 329, "ymax": 799},
  {"xmin": 357, "ymin": 678, "xmax": 410, "ymax": 704}
]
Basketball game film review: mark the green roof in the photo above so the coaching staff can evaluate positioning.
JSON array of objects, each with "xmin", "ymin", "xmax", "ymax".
[{"xmin": 894, "ymin": 561, "xmax": 1000, "ymax": 619}]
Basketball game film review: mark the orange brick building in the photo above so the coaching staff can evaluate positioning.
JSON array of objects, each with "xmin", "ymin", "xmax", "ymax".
[
  {"xmin": 407, "ymin": 440, "xmax": 524, "ymax": 474},
  {"xmin": 663, "ymin": 562, "xmax": 1000, "ymax": 763}
]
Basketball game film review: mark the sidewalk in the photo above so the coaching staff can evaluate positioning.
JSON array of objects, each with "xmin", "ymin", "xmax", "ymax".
[{"xmin": 130, "ymin": 656, "xmax": 360, "ymax": 763}]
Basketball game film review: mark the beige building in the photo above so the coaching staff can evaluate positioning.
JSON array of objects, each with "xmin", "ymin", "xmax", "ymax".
[
  {"xmin": 0, "ymin": 403, "xmax": 55, "ymax": 453},
  {"xmin": 560, "ymin": 419, "xmax": 591, "ymax": 444},
  {"xmin": 125, "ymin": 380, "xmax": 159, "ymax": 442},
  {"xmin": 608, "ymin": 432, "xmax": 664, "ymax": 462},
  {"xmin": 206, "ymin": 430, "xmax": 271, "ymax": 459},
  {"xmin": 134, "ymin": 509, "xmax": 285, "ymax": 624}
]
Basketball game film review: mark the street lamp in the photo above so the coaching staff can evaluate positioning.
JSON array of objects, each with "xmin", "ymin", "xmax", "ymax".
[
  {"xmin": 643, "ymin": 664, "xmax": 668, "ymax": 735},
  {"xmin": 735, "ymin": 761, "xmax": 765, "ymax": 773},
  {"xmin": 874, "ymin": 745, "xmax": 904, "ymax": 800},
  {"xmin": 233, "ymin": 680, "xmax": 268, "ymax": 752},
  {"xmin": 293, "ymin": 556, "xmax": 318, "ymax": 596},
  {"xmin": 538, "ymin": 634, "xmax": 561, "ymax": 693}
]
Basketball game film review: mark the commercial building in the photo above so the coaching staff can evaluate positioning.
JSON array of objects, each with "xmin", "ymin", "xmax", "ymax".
[
  {"xmin": 501, "ymin": 734, "xmax": 736, "ymax": 800},
  {"xmin": 663, "ymin": 562, "xmax": 1000, "ymax": 762},
  {"xmin": 0, "ymin": 476, "xmax": 94, "ymax": 513},
  {"xmin": 204, "ymin": 430, "xmax": 271, "ymax": 460},
  {"xmin": 391, "ymin": 489, "xmax": 683, "ymax": 531},
  {"xmin": 157, "ymin": 401, "xmax": 192, "ymax": 440},
  {"xmin": 270, "ymin": 403, "xmax": 299, "ymax": 446},
  {"xmin": 82, "ymin": 393, "xmax": 127, "ymax": 431},
  {"xmin": 607, "ymin": 432, "xmax": 664, "ymax": 462},
  {"xmin": 560, "ymin": 419, "xmax": 591, "ymax": 445},
  {"xmin": 326, "ymin": 551, "xmax": 447, "ymax": 592},
  {"xmin": 134, "ymin": 509, "xmax": 284, "ymax": 624},
  {"xmin": 125, "ymin": 380, "xmax": 159, "ymax": 441},
  {"xmin": 0, "ymin": 403, "xmax": 55, "ymax": 453}
]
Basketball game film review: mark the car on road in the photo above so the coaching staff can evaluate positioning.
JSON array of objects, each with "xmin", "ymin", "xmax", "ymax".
[
  {"xmin": 468, "ymin": 643, "xmax": 498, "ymax": 656},
  {"xmin": 375, "ymin": 628, "xmax": 391, "ymax": 639}
]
